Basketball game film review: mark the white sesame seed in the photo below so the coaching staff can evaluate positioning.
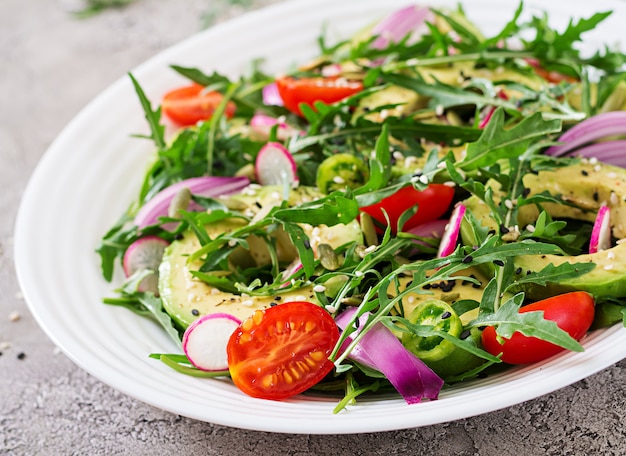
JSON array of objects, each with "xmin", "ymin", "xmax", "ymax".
[
  {"xmin": 241, "ymin": 299, "xmax": 254, "ymax": 307},
  {"xmin": 355, "ymin": 271, "xmax": 364, "ymax": 277},
  {"xmin": 504, "ymin": 199, "xmax": 514, "ymax": 209},
  {"xmin": 589, "ymin": 157, "xmax": 598, "ymax": 165},
  {"xmin": 228, "ymin": 239, "xmax": 237, "ymax": 247},
  {"xmin": 610, "ymin": 192, "xmax": 618, "ymax": 205},
  {"xmin": 407, "ymin": 296, "xmax": 415, "ymax": 304},
  {"xmin": 526, "ymin": 224, "xmax": 536, "ymax": 233},
  {"xmin": 419, "ymin": 174, "xmax": 429, "ymax": 185},
  {"xmin": 8, "ymin": 311, "xmax": 20, "ymax": 322},
  {"xmin": 604, "ymin": 264, "xmax": 614, "ymax": 270},
  {"xmin": 0, "ymin": 342, "xmax": 11, "ymax": 350},
  {"xmin": 210, "ymin": 288, "xmax": 220, "ymax": 295},
  {"xmin": 608, "ymin": 172, "xmax": 617, "ymax": 179},
  {"xmin": 313, "ymin": 285, "xmax": 327, "ymax": 293},
  {"xmin": 364, "ymin": 245, "xmax": 377, "ymax": 253},
  {"xmin": 594, "ymin": 164, "xmax": 602, "ymax": 172},
  {"xmin": 393, "ymin": 151, "xmax": 404, "ymax": 161},
  {"xmin": 333, "ymin": 176, "xmax": 345, "ymax": 184},
  {"xmin": 325, "ymin": 305, "xmax": 337, "ymax": 314},
  {"xmin": 295, "ymin": 295, "xmax": 306, "ymax": 301},
  {"xmin": 607, "ymin": 251, "xmax": 616, "ymax": 260},
  {"xmin": 435, "ymin": 104, "xmax": 444, "ymax": 116},
  {"xmin": 443, "ymin": 181, "xmax": 456, "ymax": 187}
]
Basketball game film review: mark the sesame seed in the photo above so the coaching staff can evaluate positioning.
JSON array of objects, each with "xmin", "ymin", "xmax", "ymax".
[
  {"xmin": 589, "ymin": 157, "xmax": 598, "ymax": 165},
  {"xmin": 594, "ymin": 164, "xmax": 602, "ymax": 172},
  {"xmin": 604, "ymin": 264, "xmax": 614, "ymax": 270},
  {"xmin": 241, "ymin": 299, "xmax": 254, "ymax": 306},
  {"xmin": 313, "ymin": 285, "xmax": 326, "ymax": 293},
  {"xmin": 333, "ymin": 176, "xmax": 345, "ymax": 184},
  {"xmin": 607, "ymin": 251, "xmax": 616, "ymax": 260},
  {"xmin": 526, "ymin": 224, "xmax": 536, "ymax": 233},
  {"xmin": 610, "ymin": 192, "xmax": 618, "ymax": 205},
  {"xmin": 608, "ymin": 172, "xmax": 617, "ymax": 179},
  {"xmin": 419, "ymin": 174, "xmax": 429, "ymax": 185},
  {"xmin": 17, "ymin": 352, "xmax": 26, "ymax": 360},
  {"xmin": 355, "ymin": 271, "xmax": 364, "ymax": 277},
  {"xmin": 435, "ymin": 104, "xmax": 444, "ymax": 116},
  {"xmin": 325, "ymin": 305, "xmax": 337, "ymax": 313},
  {"xmin": 8, "ymin": 311, "xmax": 20, "ymax": 322}
]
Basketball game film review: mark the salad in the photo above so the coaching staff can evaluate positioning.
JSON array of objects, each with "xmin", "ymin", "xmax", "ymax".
[{"xmin": 98, "ymin": 3, "xmax": 626, "ymax": 411}]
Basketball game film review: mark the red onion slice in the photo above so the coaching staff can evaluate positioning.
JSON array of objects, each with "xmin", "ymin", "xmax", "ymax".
[
  {"xmin": 336, "ymin": 307, "xmax": 444, "ymax": 404},
  {"xmin": 567, "ymin": 140, "xmax": 626, "ymax": 168},
  {"xmin": 437, "ymin": 204, "xmax": 467, "ymax": 258},
  {"xmin": 134, "ymin": 176, "xmax": 250, "ymax": 229},
  {"xmin": 370, "ymin": 5, "xmax": 432, "ymax": 50},
  {"xmin": 545, "ymin": 112, "xmax": 626, "ymax": 157}
]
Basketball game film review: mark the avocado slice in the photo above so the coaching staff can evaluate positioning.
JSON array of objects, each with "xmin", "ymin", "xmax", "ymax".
[
  {"xmin": 159, "ymin": 185, "xmax": 363, "ymax": 328},
  {"xmin": 462, "ymin": 161, "xmax": 626, "ymax": 300}
]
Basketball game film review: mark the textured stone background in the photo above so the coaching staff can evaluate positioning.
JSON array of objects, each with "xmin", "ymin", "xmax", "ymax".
[{"xmin": 2, "ymin": 0, "xmax": 626, "ymax": 454}]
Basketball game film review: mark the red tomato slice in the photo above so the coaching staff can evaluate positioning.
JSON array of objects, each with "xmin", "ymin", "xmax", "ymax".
[
  {"xmin": 481, "ymin": 291, "xmax": 595, "ymax": 365},
  {"xmin": 275, "ymin": 76, "xmax": 364, "ymax": 116},
  {"xmin": 162, "ymin": 84, "xmax": 236, "ymax": 126},
  {"xmin": 226, "ymin": 301, "xmax": 339, "ymax": 400},
  {"xmin": 525, "ymin": 58, "xmax": 579, "ymax": 84},
  {"xmin": 360, "ymin": 184, "xmax": 455, "ymax": 233}
]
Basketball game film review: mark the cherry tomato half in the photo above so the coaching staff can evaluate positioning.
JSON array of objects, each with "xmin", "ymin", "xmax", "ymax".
[
  {"xmin": 162, "ymin": 83, "xmax": 236, "ymax": 126},
  {"xmin": 360, "ymin": 184, "xmax": 455, "ymax": 233},
  {"xmin": 481, "ymin": 291, "xmax": 595, "ymax": 365},
  {"xmin": 226, "ymin": 301, "xmax": 339, "ymax": 400},
  {"xmin": 275, "ymin": 76, "xmax": 364, "ymax": 116}
]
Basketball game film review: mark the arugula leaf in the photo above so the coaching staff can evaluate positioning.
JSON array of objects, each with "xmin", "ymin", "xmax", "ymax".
[
  {"xmin": 128, "ymin": 73, "xmax": 166, "ymax": 151},
  {"xmin": 460, "ymin": 109, "xmax": 562, "ymax": 170},
  {"xmin": 471, "ymin": 296, "xmax": 584, "ymax": 352}
]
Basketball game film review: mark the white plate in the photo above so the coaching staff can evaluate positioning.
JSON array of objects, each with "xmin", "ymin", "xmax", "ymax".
[{"xmin": 14, "ymin": 0, "xmax": 626, "ymax": 434}]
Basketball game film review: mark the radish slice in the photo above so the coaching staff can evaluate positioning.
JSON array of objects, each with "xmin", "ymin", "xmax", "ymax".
[
  {"xmin": 262, "ymin": 82, "xmax": 283, "ymax": 106},
  {"xmin": 437, "ymin": 204, "xmax": 467, "ymax": 258},
  {"xmin": 134, "ymin": 176, "xmax": 249, "ymax": 229},
  {"xmin": 255, "ymin": 142, "xmax": 298, "ymax": 186},
  {"xmin": 336, "ymin": 307, "xmax": 443, "ymax": 404},
  {"xmin": 123, "ymin": 235, "xmax": 170, "ymax": 294},
  {"xmin": 182, "ymin": 313, "xmax": 242, "ymax": 371},
  {"xmin": 589, "ymin": 205, "xmax": 611, "ymax": 254},
  {"xmin": 250, "ymin": 114, "xmax": 298, "ymax": 141}
]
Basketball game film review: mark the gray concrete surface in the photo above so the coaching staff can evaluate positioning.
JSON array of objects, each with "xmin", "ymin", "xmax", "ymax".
[{"xmin": 1, "ymin": 0, "xmax": 626, "ymax": 454}]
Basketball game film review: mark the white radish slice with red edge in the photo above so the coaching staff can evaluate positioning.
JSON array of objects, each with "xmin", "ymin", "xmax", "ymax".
[
  {"xmin": 122, "ymin": 235, "xmax": 170, "ymax": 294},
  {"xmin": 589, "ymin": 205, "xmax": 611, "ymax": 253},
  {"xmin": 182, "ymin": 313, "xmax": 242, "ymax": 371},
  {"xmin": 437, "ymin": 204, "xmax": 466, "ymax": 258},
  {"xmin": 255, "ymin": 142, "xmax": 298, "ymax": 186}
]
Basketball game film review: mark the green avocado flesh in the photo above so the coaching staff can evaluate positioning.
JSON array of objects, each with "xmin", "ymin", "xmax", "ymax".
[
  {"xmin": 158, "ymin": 185, "xmax": 363, "ymax": 328},
  {"xmin": 461, "ymin": 161, "xmax": 626, "ymax": 300}
]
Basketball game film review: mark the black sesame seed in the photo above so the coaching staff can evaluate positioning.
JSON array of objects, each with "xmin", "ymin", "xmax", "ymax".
[
  {"xmin": 527, "ymin": 270, "xmax": 532, "ymax": 275},
  {"xmin": 593, "ymin": 191, "xmax": 599, "ymax": 202},
  {"xmin": 274, "ymin": 296, "xmax": 282, "ymax": 301},
  {"xmin": 440, "ymin": 280, "xmax": 456, "ymax": 292},
  {"xmin": 303, "ymin": 239, "xmax": 311, "ymax": 249},
  {"xmin": 515, "ymin": 267, "xmax": 522, "ymax": 274},
  {"xmin": 17, "ymin": 352, "xmax": 26, "ymax": 360},
  {"xmin": 581, "ymin": 170, "xmax": 589, "ymax": 176},
  {"xmin": 191, "ymin": 309, "xmax": 200, "ymax": 316},
  {"xmin": 255, "ymin": 201, "xmax": 263, "ymax": 209},
  {"xmin": 423, "ymin": 283, "xmax": 432, "ymax": 290},
  {"xmin": 174, "ymin": 233, "xmax": 184, "ymax": 240},
  {"xmin": 459, "ymin": 329, "xmax": 471, "ymax": 340},
  {"xmin": 478, "ymin": 326, "xmax": 487, "ymax": 331},
  {"xmin": 493, "ymin": 259, "xmax": 505, "ymax": 267},
  {"xmin": 488, "ymin": 229, "xmax": 496, "ymax": 236},
  {"xmin": 471, "ymin": 281, "xmax": 482, "ymax": 289},
  {"xmin": 462, "ymin": 254, "xmax": 473, "ymax": 264},
  {"xmin": 522, "ymin": 187, "xmax": 531, "ymax": 197},
  {"xmin": 499, "ymin": 224, "xmax": 509, "ymax": 234},
  {"xmin": 270, "ymin": 302, "xmax": 278, "ymax": 307},
  {"xmin": 431, "ymin": 282, "xmax": 440, "ymax": 289},
  {"xmin": 354, "ymin": 318, "xmax": 360, "ymax": 329},
  {"xmin": 441, "ymin": 311, "xmax": 452, "ymax": 319}
]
